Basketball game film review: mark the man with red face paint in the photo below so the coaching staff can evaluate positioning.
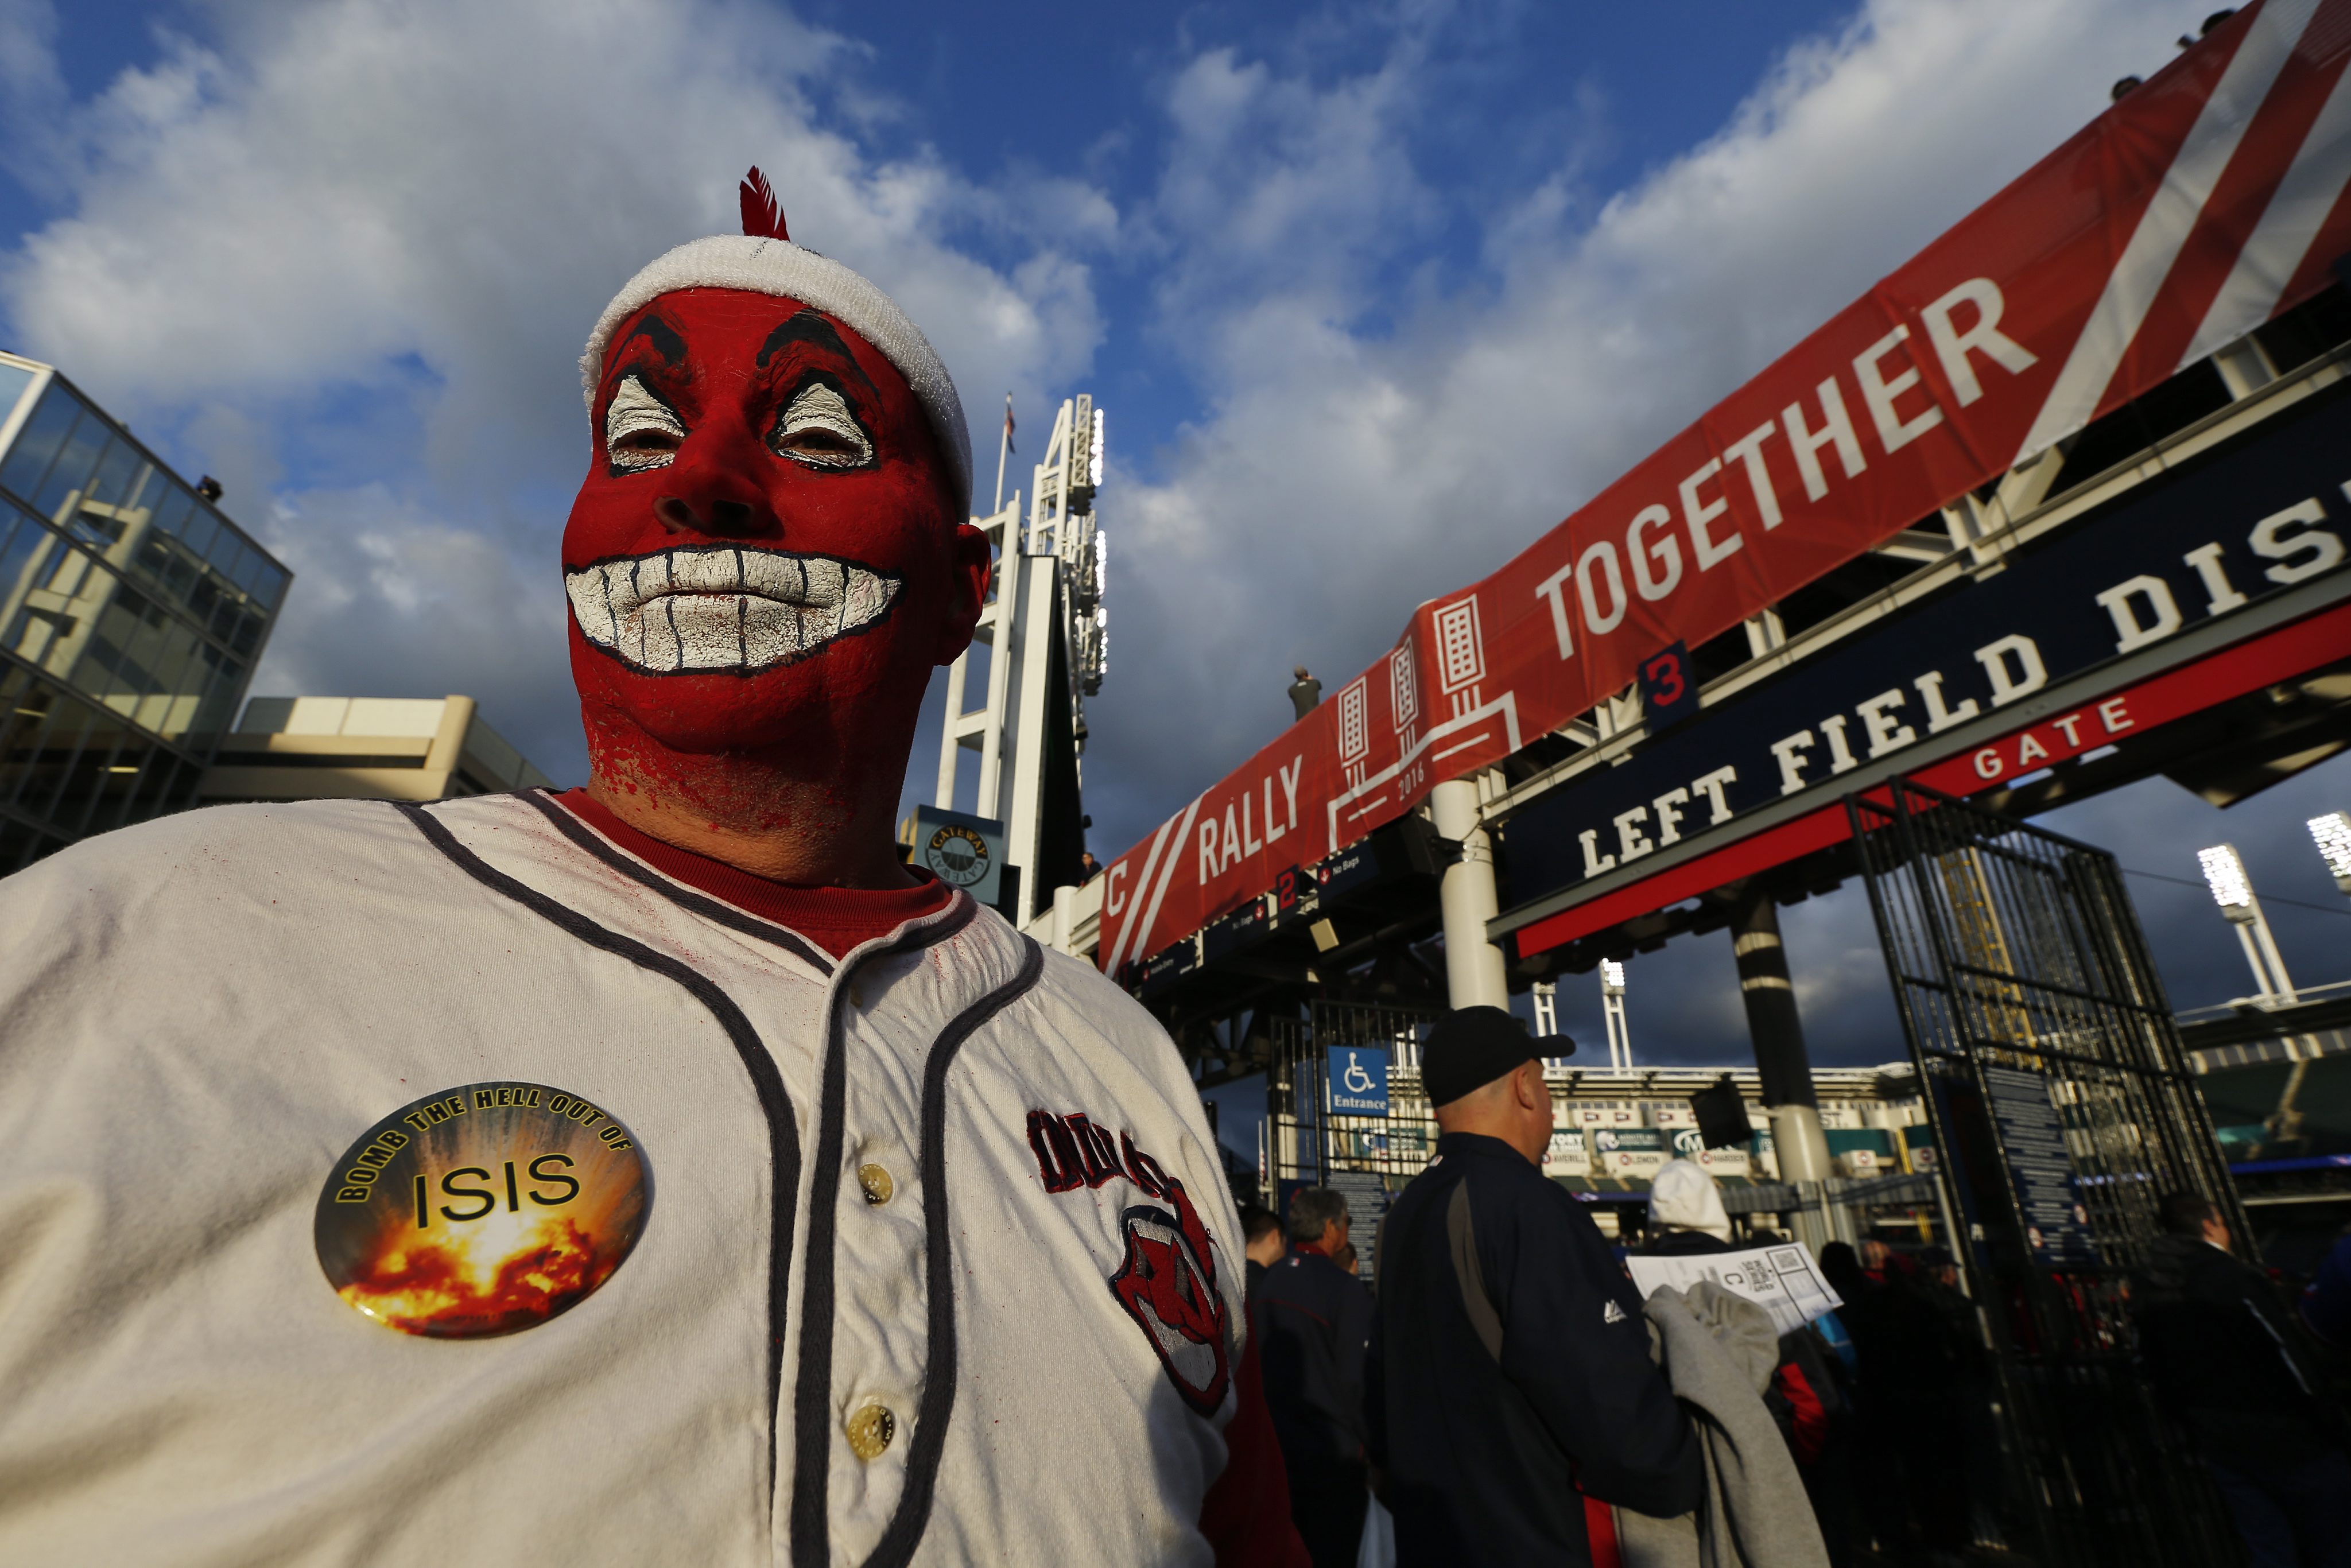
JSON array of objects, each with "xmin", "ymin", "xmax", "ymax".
[{"xmin": 0, "ymin": 172, "xmax": 1307, "ymax": 1568}]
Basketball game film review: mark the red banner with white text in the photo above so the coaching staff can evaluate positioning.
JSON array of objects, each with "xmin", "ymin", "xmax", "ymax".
[{"xmin": 1098, "ymin": 0, "xmax": 2351, "ymax": 975}]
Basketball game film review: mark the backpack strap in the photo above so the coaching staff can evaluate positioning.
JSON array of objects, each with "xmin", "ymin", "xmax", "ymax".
[{"xmin": 1445, "ymin": 1181, "xmax": 1505, "ymax": 1361}]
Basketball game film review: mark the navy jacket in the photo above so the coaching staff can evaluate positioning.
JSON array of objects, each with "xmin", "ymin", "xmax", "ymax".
[
  {"xmin": 1370, "ymin": 1134, "xmax": 1702, "ymax": 1566},
  {"xmin": 2137, "ymin": 1233, "xmax": 2343, "ymax": 1465},
  {"xmin": 1261, "ymin": 1247, "xmax": 1375, "ymax": 1480}
]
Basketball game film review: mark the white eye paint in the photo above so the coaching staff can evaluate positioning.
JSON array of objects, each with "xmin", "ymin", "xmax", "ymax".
[
  {"xmin": 771, "ymin": 382, "xmax": 873, "ymax": 469},
  {"xmin": 605, "ymin": 376, "xmax": 686, "ymax": 472}
]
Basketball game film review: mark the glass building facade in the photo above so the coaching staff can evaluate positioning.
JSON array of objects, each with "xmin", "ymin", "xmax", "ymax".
[{"xmin": 0, "ymin": 352, "xmax": 288, "ymax": 872}]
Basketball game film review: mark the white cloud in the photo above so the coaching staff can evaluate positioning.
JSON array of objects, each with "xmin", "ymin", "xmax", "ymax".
[
  {"xmin": 1088, "ymin": 0, "xmax": 2173, "ymax": 855},
  {"xmin": 11, "ymin": 0, "xmax": 2322, "ymax": 1057},
  {"xmin": 0, "ymin": 0, "xmax": 2212, "ymax": 856},
  {"xmin": 247, "ymin": 483, "xmax": 575, "ymax": 769},
  {"xmin": 0, "ymin": 0, "xmax": 69, "ymax": 197},
  {"xmin": 1, "ymin": 0, "xmax": 1107, "ymax": 777},
  {"xmin": 2041, "ymin": 760, "xmax": 2351, "ymax": 1012}
]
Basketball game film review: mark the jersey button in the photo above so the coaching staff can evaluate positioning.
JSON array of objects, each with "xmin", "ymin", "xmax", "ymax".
[
  {"xmin": 846, "ymin": 1403, "xmax": 895, "ymax": 1460},
  {"xmin": 857, "ymin": 1163, "xmax": 895, "ymax": 1205}
]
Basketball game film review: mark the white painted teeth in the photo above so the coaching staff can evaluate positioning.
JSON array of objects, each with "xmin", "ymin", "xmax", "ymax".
[{"xmin": 564, "ymin": 546, "xmax": 902, "ymax": 673}]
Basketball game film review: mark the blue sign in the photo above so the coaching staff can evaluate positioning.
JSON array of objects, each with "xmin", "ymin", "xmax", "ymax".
[
  {"xmin": 1327, "ymin": 1046, "xmax": 1390, "ymax": 1116},
  {"xmin": 1637, "ymin": 639, "xmax": 1699, "ymax": 730},
  {"xmin": 1981, "ymin": 1066, "xmax": 2099, "ymax": 1267},
  {"xmin": 913, "ymin": 804, "xmax": 1004, "ymax": 905}
]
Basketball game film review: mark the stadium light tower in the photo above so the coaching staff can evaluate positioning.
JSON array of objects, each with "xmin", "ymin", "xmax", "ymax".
[
  {"xmin": 1530, "ymin": 980, "xmax": 1576, "ymax": 1069},
  {"xmin": 934, "ymin": 394, "xmax": 1109, "ymax": 927},
  {"xmin": 2198, "ymin": 844, "xmax": 2298, "ymax": 1003},
  {"xmin": 2310, "ymin": 812, "xmax": 2351, "ymax": 896},
  {"xmin": 1600, "ymin": 959, "xmax": 1632, "ymax": 1072}
]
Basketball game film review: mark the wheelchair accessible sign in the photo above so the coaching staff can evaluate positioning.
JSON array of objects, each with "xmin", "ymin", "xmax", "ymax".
[{"xmin": 1327, "ymin": 1047, "xmax": 1390, "ymax": 1116}]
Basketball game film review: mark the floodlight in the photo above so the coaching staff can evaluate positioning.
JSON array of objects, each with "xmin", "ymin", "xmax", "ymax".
[
  {"xmin": 2310, "ymin": 812, "xmax": 2351, "ymax": 892},
  {"xmin": 2197, "ymin": 845, "xmax": 2255, "ymax": 921},
  {"xmin": 1090, "ymin": 409, "xmax": 1106, "ymax": 488},
  {"xmin": 1600, "ymin": 958, "xmax": 1626, "ymax": 995}
]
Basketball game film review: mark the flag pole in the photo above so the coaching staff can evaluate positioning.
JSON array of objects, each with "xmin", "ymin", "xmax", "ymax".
[{"xmin": 993, "ymin": 394, "xmax": 1012, "ymax": 515}]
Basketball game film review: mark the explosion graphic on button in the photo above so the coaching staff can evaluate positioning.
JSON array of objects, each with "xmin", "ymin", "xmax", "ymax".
[{"xmin": 315, "ymin": 1082, "xmax": 651, "ymax": 1339}]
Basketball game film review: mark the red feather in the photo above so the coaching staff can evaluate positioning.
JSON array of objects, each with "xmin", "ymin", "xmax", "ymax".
[{"xmin": 739, "ymin": 166, "xmax": 789, "ymax": 242}]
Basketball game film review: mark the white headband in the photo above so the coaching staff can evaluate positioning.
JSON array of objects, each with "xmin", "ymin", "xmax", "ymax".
[{"xmin": 580, "ymin": 234, "xmax": 973, "ymax": 518}]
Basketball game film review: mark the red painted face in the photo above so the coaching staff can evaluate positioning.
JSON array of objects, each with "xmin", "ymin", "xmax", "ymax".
[{"xmin": 564, "ymin": 288, "xmax": 986, "ymax": 811}]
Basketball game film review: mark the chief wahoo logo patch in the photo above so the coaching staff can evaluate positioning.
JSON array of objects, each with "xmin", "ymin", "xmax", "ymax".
[
  {"xmin": 1029, "ymin": 1109, "xmax": 1233, "ymax": 1416},
  {"xmin": 315, "ymin": 1082, "xmax": 651, "ymax": 1339}
]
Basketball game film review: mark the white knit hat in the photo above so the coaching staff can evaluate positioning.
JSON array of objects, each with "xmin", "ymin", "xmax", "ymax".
[
  {"xmin": 1648, "ymin": 1158, "xmax": 1733, "ymax": 1242},
  {"xmin": 579, "ymin": 169, "xmax": 973, "ymax": 518}
]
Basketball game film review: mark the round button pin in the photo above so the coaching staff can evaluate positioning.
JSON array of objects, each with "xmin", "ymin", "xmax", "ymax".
[
  {"xmin": 846, "ymin": 1403, "xmax": 896, "ymax": 1460},
  {"xmin": 315, "ymin": 1081, "xmax": 651, "ymax": 1339}
]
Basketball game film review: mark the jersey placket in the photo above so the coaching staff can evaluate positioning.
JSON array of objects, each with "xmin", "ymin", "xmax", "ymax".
[
  {"xmin": 782, "ymin": 915, "xmax": 1042, "ymax": 1568},
  {"xmin": 811, "ymin": 949, "xmax": 932, "ymax": 1563}
]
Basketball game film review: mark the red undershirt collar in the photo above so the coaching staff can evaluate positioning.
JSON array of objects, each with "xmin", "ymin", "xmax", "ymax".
[{"xmin": 550, "ymin": 789, "xmax": 953, "ymax": 960}]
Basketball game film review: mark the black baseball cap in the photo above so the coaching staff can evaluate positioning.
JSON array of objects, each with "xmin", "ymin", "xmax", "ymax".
[{"xmin": 1422, "ymin": 1006, "xmax": 1554, "ymax": 1108}]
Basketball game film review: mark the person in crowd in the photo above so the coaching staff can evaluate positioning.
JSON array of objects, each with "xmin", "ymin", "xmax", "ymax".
[
  {"xmin": 2303, "ymin": 1224, "xmax": 2351, "ymax": 1349},
  {"xmin": 1857, "ymin": 1236, "xmax": 1911, "ymax": 1285},
  {"xmin": 0, "ymin": 169, "xmax": 1307, "ymax": 1566},
  {"xmin": 1907, "ymin": 1245, "xmax": 1984, "ymax": 1383},
  {"xmin": 1262, "ymin": 1188, "xmax": 1375, "ymax": 1568},
  {"xmin": 1637, "ymin": 1161, "xmax": 1836, "ymax": 1465},
  {"xmin": 1332, "ymin": 1240, "xmax": 1359, "ymax": 1276},
  {"xmin": 1639, "ymin": 1161, "xmax": 1857, "ymax": 1564},
  {"xmin": 1368, "ymin": 1007, "xmax": 1700, "ymax": 1565},
  {"xmin": 1821, "ymin": 1239, "xmax": 1971, "ymax": 1561},
  {"xmin": 1241, "ymin": 1201, "xmax": 1284, "ymax": 1326},
  {"xmin": 1912, "ymin": 1245, "xmax": 2007, "ymax": 1552},
  {"xmin": 2137, "ymin": 1190, "xmax": 2351, "ymax": 1567}
]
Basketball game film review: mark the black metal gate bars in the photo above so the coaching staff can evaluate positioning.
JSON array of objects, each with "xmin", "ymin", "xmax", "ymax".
[
  {"xmin": 1267, "ymin": 1002, "xmax": 1442, "ymax": 1286},
  {"xmin": 1848, "ymin": 779, "xmax": 2247, "ymax": 1567}
]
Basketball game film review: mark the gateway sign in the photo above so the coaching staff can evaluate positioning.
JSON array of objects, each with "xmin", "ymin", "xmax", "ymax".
[
  {"xmin": 1501, "ymin": 384, "xmax": 2351, "ymax": 948},
  {"xmin": 1099, "ymin": 2, "xmax": 2351, "ymax": 976}
]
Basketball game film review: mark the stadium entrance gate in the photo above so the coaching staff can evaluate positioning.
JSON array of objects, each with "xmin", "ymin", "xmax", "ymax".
[
  {"xmin": 1266, "ymin": 1002, "xmax": 1441, "ymax": 1288},
  {"xmin": 1848, "ymin": 779, "xmax": 2245, "ymax": 1566}
]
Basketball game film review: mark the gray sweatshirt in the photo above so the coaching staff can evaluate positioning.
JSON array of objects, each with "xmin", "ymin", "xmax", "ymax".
[{"xmin": 1616, "ymin": 1280, "xmax": 1830, "ymax": 1568}]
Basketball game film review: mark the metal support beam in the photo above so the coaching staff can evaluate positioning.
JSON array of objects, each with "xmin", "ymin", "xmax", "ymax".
[
  {"xmin": 1432, "ymin": 776, "xmax": 1508, "ymax": 1010},
  {"xmin": 1728, "ymin": 883, "xmax": 1832, "ymax": 1184}
]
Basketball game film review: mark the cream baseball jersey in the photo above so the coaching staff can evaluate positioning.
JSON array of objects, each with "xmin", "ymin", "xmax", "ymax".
[{"xmin": 0, "ymin": 792, "xmax": 1250, "ymax": 1566}]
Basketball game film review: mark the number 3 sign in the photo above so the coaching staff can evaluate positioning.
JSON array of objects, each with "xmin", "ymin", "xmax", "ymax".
[{"xmin": 1637, "ymin": 639, "xmax": 1699, "ymax": 731}]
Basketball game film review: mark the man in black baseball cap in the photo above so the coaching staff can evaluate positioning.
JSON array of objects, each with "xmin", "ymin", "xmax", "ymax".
[{"xmin": 1368, "ymin": 1006, "xmax": 1700, "ymax": 1566}]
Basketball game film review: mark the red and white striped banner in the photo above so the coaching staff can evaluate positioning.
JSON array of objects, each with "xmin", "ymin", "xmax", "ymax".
[{"xmin": 1098, "ymin": 0, "xmax": 2351, "ymax": 976}]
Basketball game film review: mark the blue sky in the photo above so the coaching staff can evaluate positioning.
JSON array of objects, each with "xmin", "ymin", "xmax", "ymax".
[{"xmin": 5, "ymin": 0, "xmax": 2346, "ymax": 1108}]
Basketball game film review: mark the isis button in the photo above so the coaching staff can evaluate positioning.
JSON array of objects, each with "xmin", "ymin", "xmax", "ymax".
[{"xmin": 315, "ymin": 1081, "xmax": 651, "ymax": 1339}]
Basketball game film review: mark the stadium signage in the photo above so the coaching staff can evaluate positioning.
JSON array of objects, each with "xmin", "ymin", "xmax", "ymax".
[
  {"xmin": 1500, "ymin": 388, "xmax": 2351, "ymax": 913},
  {"xmin": 1100, "ymin": 2, "xmax": 2351, "ymax": 975}
]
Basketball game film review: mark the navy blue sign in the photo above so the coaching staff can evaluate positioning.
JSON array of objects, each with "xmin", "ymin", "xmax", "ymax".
[
  {"xmin": 1502, "ymin": 386, "xmax": 2351, "ymax": 912},
  {"xmin": 1134, "ymin": 938, "xmax": 1200, "ymax": 999},
  {"xmin": 1327, "ymin": 1046, "xmax": 1390, "ymax": 1116},
  {"xmin": 1638, "ymin": 639, "xmax": 1700, "ymax": 731},
  {"xmin": 1981, "ymin": 1067, "xmax": 2099, "ymax": 1268},
  {"xmin": 1202, "ymin": 896, "xmax": 1270, "ymax": 961},
  {"xmin": 1317, "ymin": 844, "xmax": 1381, "ymax": 901}
]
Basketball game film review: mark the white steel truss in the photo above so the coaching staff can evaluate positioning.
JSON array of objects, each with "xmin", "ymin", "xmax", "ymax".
[{"xmin": 934, "ymin": 394, "xmax": 1107, "ymax": 926}]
